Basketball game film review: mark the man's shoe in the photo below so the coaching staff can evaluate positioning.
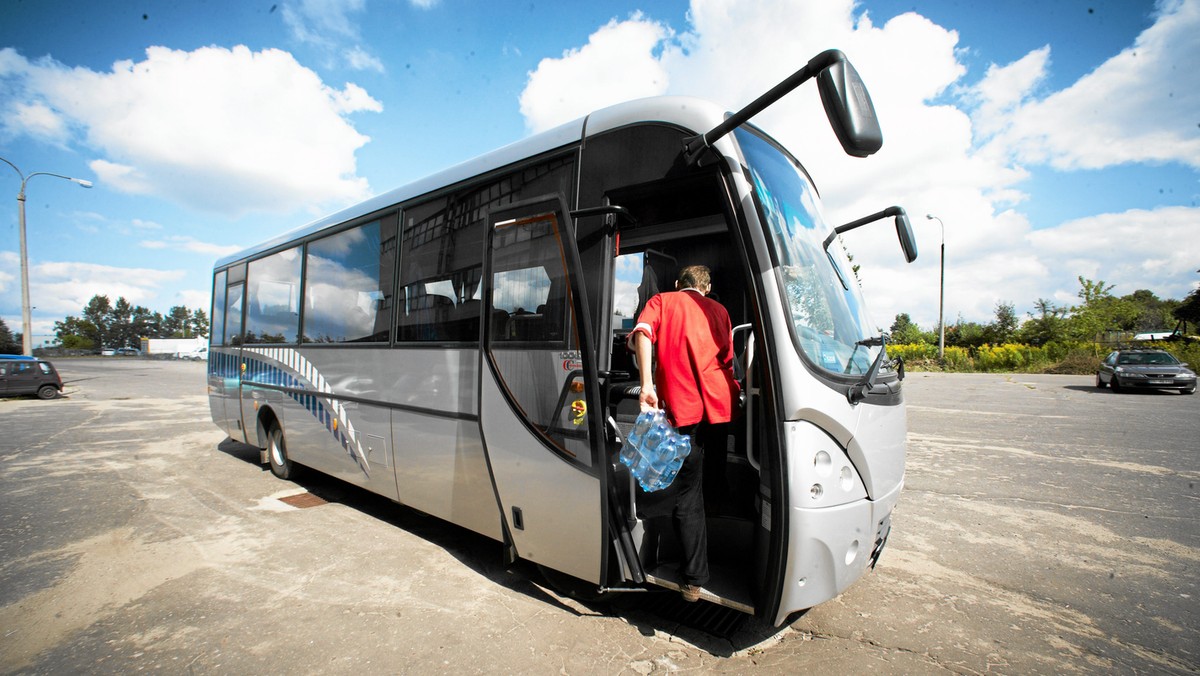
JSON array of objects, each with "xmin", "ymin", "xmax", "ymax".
[{"xmin": 681, "ymin": 584, "xmax": 701, "ymax": 602}]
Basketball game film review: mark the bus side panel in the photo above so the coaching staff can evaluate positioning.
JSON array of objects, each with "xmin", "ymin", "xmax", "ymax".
[
  {"xmin": 208, "ymin": 347, "xmax": 243, "ymax": 440},
  {"xmin": 235, "ymin": 346, "xmax": 399, "ymax": 501},
  {"xmin": 386, "ymin": 347, "xmax": 500, "ymax": 540},
  {"xmin": 391, "ymin": 410, "xmax": 500, "ymax": 541}
]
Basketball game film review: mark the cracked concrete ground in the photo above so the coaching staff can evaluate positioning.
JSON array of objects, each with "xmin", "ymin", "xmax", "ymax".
[{"xmin": 1, "ymin": 362, "xmax": 1196, "ymax": 673}]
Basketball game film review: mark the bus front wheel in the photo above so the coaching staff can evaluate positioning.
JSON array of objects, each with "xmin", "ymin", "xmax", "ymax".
[{"xmin": 267, "ymin": 424, "xmax": 300, "ymax": 480}]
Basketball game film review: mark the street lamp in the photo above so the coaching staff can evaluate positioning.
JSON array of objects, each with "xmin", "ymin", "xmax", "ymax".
[
  {"xmin": 925, "ymin": 214, "xmax": 945, "ymax": 361},
  {"xmin": 1, "ymin": 157, "xmax": 93, "ymax": 356}
]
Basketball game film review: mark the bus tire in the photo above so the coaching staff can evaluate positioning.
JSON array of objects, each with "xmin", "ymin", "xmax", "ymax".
[
  {"xmin": 537, "ymin": 565, "xmax": 613, "ymax": 604},
  {"xmin": 267, "ymin": 424, "xmax": 300, "ymax": 480},
  {"xmin": 36, "ymin": 385, "xmax": 59, "ymax": 400}
]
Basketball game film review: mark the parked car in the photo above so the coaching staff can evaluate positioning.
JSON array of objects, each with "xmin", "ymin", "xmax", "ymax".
[
  {"xmin": 0, "ymin": 357, "xmax": 63, "ymax": 399},
  {"xmin": 1096, "ymin": 349, "xmax": 1196, "ymax": 394},
  {"xmin": 100, "ymin": 348, "xmax": 116, "ymax": 356},
  {"xmin": 175, "ymin": 345, "xmax": 208, "ymax": 361},
  {"xmin": 114, "ymin": 347, "xmax": 141, "ymax": 356}
]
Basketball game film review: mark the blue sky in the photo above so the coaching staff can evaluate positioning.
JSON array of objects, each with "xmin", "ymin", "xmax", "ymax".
[{"xmin": 1, "ymin": 0, "xmax": 1197, "ymax": 346}]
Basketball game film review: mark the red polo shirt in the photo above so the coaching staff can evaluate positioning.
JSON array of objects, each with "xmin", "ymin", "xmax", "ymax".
[{"xmin": 629, "ymin": 289, "xmax": 741, "ymax": 427}]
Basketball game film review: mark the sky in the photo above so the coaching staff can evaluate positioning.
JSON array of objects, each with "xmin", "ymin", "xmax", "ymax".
[{"xmin": 1, "ymin": 0, "xmax": 1197, "ymax": 346}]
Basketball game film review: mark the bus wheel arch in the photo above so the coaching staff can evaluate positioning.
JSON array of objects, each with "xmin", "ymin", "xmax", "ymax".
[{"xmin": 259, "ymin": 409, "xmax": 301, "ymax": 480}]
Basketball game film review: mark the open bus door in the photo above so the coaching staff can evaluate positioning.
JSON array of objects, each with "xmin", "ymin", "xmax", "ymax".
[{"xmin": 479, "ymin": 198, "xmax": 609, "ymax": 586}]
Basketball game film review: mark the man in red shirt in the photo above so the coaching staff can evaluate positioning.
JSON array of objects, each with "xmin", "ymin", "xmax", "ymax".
[{"xmin": 627, "ymin": 264, "xmax": 741, "ymax": 601}]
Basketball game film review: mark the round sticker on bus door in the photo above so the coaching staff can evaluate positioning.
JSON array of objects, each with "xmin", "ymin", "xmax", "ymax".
[{"xmin": 571, "ymin": 399, "xmax": 587, "ymax": 425}]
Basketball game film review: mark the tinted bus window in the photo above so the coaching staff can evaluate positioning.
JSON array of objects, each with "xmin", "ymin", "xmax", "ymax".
[
  {"xmin": 245, "ymin": 246, "xmax": 301, "ymax": 344},
  {"xmin": 224, "ymin": 283, "xmax": 244, "ymax": 346},
  {"xmin": 210, "ymin": 269, "xmax": 227, "ymax": 346},
  {"xmin": 396, "ymin": 197, "xmax": 486, "ymax": 343},
  {"xmin": 303, "ymin": 215, "xmax": 396, "ymax": 343}
]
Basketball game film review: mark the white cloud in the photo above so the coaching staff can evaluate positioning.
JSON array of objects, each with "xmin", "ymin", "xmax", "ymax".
[
  {"xmin": 3, "ymin": 45, "xmax": 381, "ymax": 215},
  {"xmin": 344, "ymin": 46, "xmax": 385, "ymax": 73},
  {"xmin": 978, "ymin": 0, "xmax": 1200, "ymax": 170},
  {"xmin": 9, "ymin": 101, "xmax": 68, "ymax": 143},
  {"xmin": 0, "ymin": 252, "xmax": 188, "ymax": 337},
  {"xmin": 282, "ymin": 0, "xmax": 387, "ymax": 73},
  {"xmin": 138, "ymin": 235, "xmax": 243, "ymax": 257},
  {"xmin": 519, "ymin": 14, "xmax": 672, "ymax": 133},
  {"xmin": 177, "ymin": 288, "xmax": 213, "ymax": 311},
  {"xmin": 518, "ymin": 0, "xmax": 1200, "ymax": 329}
]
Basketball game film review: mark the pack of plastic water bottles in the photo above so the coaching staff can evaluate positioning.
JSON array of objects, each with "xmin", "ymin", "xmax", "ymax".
[{"xmin": 618, "ymin": 409, "xmax": 692, "ymax": 492}]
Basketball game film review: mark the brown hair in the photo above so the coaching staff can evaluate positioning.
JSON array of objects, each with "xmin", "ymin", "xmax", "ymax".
[{"xmin": 678, "ymin": 265, "xmax": 711, "ymax": 291}]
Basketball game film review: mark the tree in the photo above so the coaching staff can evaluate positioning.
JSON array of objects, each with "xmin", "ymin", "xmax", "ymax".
[
  {"xmin": 0, "ymin": 317, "xmax": 20, "ymax": 354},
  {"xmin": 1016, "ymin": 298, "xmax": 1067, "ymax": 346},
  {"xmin": 1066, "ymin": 276, "xmax": 1138, "ymax": 341},
  {"xmin": 945, "ymin": 316, "xmax": 987, "ymax": 348},
  {"xmin": 108, "ymin": 297, "xmax": 136, "ymax": 348},
  {"xmin": 982, "ymin": 301, "xmax": 1018, "ymax": 344},
  {"xmin": 1121, "ymin": 289, "xmax": 1177, "ymax": 332},
  {"xmin": 163, "ymin": 306, "xmax": 192, "ymax": 337},
  {"xmin": 889, "ymin": 313, "xmax": 928, "ymax": 344},
  {"xmin": 82, "ymin": 295, "xmax": 114, "ymax": 347},
  {"xmin": 190, "ymin": 309, "xmax": 210, "ymax": 338},
  {"xmin": 1172, "ymin": 270, "xmax": 1200, "ymax": 333}
]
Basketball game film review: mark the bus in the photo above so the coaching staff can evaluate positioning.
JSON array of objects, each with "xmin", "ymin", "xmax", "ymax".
[{"xmin": 207, "ymin": 49, "xmax": 917, "ymax": 627}]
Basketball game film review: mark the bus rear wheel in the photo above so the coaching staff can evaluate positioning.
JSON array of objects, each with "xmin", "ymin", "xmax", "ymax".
[{"xmin": 267, "ymin": 424, "xmax": 301, "ymax": 480}]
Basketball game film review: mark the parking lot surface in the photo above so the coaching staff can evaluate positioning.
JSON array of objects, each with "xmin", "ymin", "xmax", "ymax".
[{"xmin": 1, "ymin": 361, "xmax": 1197, "ymax": 673}]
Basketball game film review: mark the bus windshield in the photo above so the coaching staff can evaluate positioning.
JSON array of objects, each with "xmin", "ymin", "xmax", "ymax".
[{"xmin": 735, "ymin": 127, "xmax": 879, "ymax": 376}]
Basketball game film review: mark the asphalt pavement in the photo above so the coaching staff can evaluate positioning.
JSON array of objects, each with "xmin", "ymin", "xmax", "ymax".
[{"xmin": 1, "ymin": 360, "xmax": 1197, "ymax": 673}]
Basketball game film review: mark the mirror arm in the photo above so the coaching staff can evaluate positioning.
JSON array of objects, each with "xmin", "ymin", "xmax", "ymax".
[
  {"xmin": 683, "ymin": 49, "xmax": 847, "ymax": 165},
  {"xmin": 824, "ymin": 206, "xmax": 905, "ymax": 249}
]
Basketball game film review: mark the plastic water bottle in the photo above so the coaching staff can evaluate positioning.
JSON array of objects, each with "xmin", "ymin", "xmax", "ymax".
[
  {"xmin": 660, "ymin": 453, "xmax": 685, "ymax": 487},
  {"xmin": 621, "ymin": 411, "xmax": 655, "ymax": 468},
  {"xmin": 619, "ymin": 432, "xmax": 639, "ymax": 468},
  {"xmin": 675, "ymin": 434, "xmax": 692, "ymax": 458},
  {"xmin": 641, "ymin": 412, "xmax": 667, "ymax": 453},
  {"xmin": 644, "ymin": 437, "xmax": 675, "ymax": 491}
]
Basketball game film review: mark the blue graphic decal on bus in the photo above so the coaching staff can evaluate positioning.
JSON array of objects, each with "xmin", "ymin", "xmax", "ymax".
[{"xmin": 211, "ymin": 346, "xmax": 371, "ymax": 474}]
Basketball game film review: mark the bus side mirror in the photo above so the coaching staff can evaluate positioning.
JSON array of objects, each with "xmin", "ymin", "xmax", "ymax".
[
  {"xmin": 894, "ymin": 210, "xmax": 918, "ymax": 263},
  {"xmin": 825, "ymin": 206, "xmax": 918, "ymax": 263},
  {"xmin": 817, "ymin": 59, "xmax": 883, "ymax": 158}
]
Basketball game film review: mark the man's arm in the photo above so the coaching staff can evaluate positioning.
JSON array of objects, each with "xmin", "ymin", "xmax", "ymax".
[{"xmin": 632, "ymin": 331, "xmax": 659, "ymax": 411}]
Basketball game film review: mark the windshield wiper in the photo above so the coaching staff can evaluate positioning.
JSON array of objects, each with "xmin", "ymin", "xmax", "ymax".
[
  {"xmin": 848, "ymin": 334, "xmax": 887, "ymax": 404},
  {"xmin": 843, "ymin": 335, "xmax": 883, "ymax": 375}
]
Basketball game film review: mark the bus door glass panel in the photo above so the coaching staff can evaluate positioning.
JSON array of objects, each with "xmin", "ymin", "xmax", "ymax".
[
  {"xmin": 482, "ymin": 201, "xmax": 603, "ymax": 583},
  {"xmin": 490, "ymin": 215, "xmax": 586, "ymax": 461},
  {"xmin": 220, "ymin": 281, "xmax": 245, "ymax": 437},
  {"xmin": 207, "ymin": 270, "xmax": 228, "ymax": 431}
]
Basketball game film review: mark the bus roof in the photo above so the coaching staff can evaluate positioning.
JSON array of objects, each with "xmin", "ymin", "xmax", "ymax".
[{"xmin": 215, "ymin": 95, "xmax": 728, "ymax": 269}]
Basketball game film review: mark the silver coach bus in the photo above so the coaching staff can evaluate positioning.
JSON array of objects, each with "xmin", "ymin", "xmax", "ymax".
[{"xmin": 207, "ymin": 50, "xmax": 917, "ymax": 626}]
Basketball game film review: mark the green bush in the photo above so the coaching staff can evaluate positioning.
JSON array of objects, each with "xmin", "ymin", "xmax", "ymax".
[{"xmin": 887, "ymin": 339, "xmax": 1165, "ymax": 374}]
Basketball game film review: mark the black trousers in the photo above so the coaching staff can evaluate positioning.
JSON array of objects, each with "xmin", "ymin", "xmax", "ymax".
[{"xmin": 636, "ymin": 422, "xmax": 708, "ymax": 587}]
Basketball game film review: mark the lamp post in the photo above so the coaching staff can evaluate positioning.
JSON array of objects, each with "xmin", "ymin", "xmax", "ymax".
[
  {"xmin": 1, "ymin": 157, "xmax": 93, "ymax": 356},
  {"xmin": 925, "ymin": 214, "xmax": 945, "ymax": 361}
]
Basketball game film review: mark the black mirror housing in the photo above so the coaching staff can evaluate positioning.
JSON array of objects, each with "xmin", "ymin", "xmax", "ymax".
[
  {"xmin": 894, "ymin": 210, "xmax": 918, "ymax": 263},
  {"xmin": 817, "ymin": 59, "xmax": 883, "ymax": 158}
]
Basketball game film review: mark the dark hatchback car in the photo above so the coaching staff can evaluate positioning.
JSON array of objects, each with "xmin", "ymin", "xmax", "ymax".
[
  {"xmin": 0, "ymin": 357, "xmax": 63, "ymax": 399},
  {"xmin": 1096, "ymin": 348, "xmax": 1196, "ymax": 394}
]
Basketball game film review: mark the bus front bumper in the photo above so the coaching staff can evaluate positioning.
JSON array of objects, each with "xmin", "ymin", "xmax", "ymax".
[{"xmin": 774, "ymin": 477, "xmax": 903, "ymax": 626}]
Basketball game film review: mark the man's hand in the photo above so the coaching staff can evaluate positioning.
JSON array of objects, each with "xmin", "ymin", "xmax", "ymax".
[{"xmin": 639, "ymin": 386, "xmax": 658, "ymax": 412}]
